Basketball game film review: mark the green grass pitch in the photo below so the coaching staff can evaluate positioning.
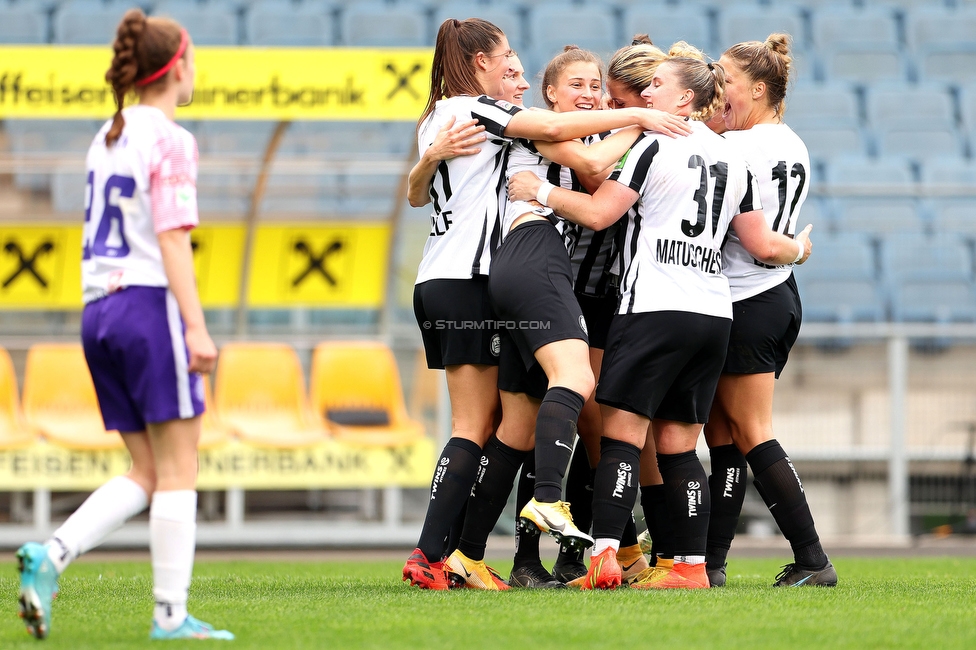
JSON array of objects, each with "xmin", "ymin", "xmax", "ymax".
[{"xmin": 2, "ymin": 557, "xmax": 976, "ymax": 648}]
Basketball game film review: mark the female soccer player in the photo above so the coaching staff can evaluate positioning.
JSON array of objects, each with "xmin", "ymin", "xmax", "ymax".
[
  {"xmin": 703, "ymin": 34, "xmax": 836, "ymax": 588},
  {"xmin": 402, "ymin": 18, "xmax": 691, "ymax": 590},
  {"xmin": 16, "ymin": 9, "xmax": 232, "ymax": 640},
  {"xmin": 509, "ymin": 56, "xmax": 812, "ymax": 589}
]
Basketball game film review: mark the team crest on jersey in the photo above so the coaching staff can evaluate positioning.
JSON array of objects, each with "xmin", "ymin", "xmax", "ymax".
[
  {"xmin": 495, "ymin": 99, "xmax": 515, "ymax": 112},
  {"xmin": 490, "ymin": 333, "xmax": 501, "ymax": 357},
  {"xmin": 614, "ymin": 149, "xmax": 631, "ymax": 170},
  {"xmin": 579, "ymin": 315, "xmax": 588, "ymax": 336}
]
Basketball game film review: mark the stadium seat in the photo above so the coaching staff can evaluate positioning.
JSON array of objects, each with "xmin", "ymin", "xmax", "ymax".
[
  {"xmin": 340, "ymin": 1, "xmax": 428, "ymax": 47},
  {"xmin": 789, "ymin": 125, "xmax": 868, "ymax": 165},
  {"xmin": 408, "ymin": 347, "xmax": 440, "ymax": 428},
  {"xmin": 53, "ymin": 0, "xmax": 125, "ymax": 45},
  {"xmin": 960, "ymin": 85, "xmax": 976, "ymax": 136},
  {"xmin": 0, "ymin": 4, "xmax": 48, "ymax": 44},
  {"xmin": 863, "ymin": 0, "xmax": 948, "ymax": 10},
  {"xmin": 796, "ymin": 278, "xmax": 887, "ymax": 322},
  {"xmin": 883, "ymin": 233, "xmax": 973, "ymax": 283},
  {"xmin": 199, "ymin": 375, "xmax": 230, "ymax": 450},
  {"xmin": 246, "ymin": 0, "xmax": 334, "ymax": 46},
  {"xmin": 905, "ymin": 7, "xmax": 976, "ymax": 52},
  {"xmin": 875, "ymin": 125, "xmax": 964, "ymax": 162},
  {"xmin": 921, "ymin": 156, "xmax": 976, "ymax": 189},
  {"xmin": 824, "ymin": 155, "xmax": 915, "ymax": 188},
  {"xmin": 812, "ymin": 7, "xmax": 898, "ymax": 48},
  {"xmin": 621, "ymin": 6, "xmax": 712, "ymax": 55},
  {"xmin": 526, "ymin": 2, "xmax": 618, "ymax": 70},
  {"xmin": 821, "ymin": 44, "xmax": 911, "ymax": 85},
  {"xmin": 153, "ymin": 1, "xmax": 239, "ymax": 46},
  {"xmin": 309, "ymin": 341, "xmax": 424, "ymax": 445},
  {"xmin": 866, "ymin": 82, "xmax": 954, "ymax": 129},
  {"xmin": 51, "ymin": 165, "xmax": 88, "ymax": 212},
  {"xmin": 214, "ymin": 343, "xmax": 327, "ymax": 447},
  {"xmin": 785, "ymin": 83, "xmax": 859, "ymax": 129},
  {"xmin": 0, "ymin": 347, "xmax": 35, "ymax": 449},
  {"xmin": 715, "ymin": 5, "xmax": 805, "ymax": 54},
  {"xmin": 825, "ymin": 156, "xmax": 923, "ymax": 235},
  {"xmin": 890, "ymin": 279, "xmax": 976, "ymax": 323},
  {"xmin": 22, "ymin": 343, "xmax": 123, "ymax": 450},
  {"xmin": 797, "ymin": 232, "xmax": 877, "ymax": 282},
  {"xmin": 433, "ymin": 3, "xmax": 527, "ymax": 54},
  {"xmin": 917, "ymin": 45, "xmax": 976, "ymax": 86},
  {"xmin": 928, "ymin": 199, "xmax": 976, "ymax": 237}
]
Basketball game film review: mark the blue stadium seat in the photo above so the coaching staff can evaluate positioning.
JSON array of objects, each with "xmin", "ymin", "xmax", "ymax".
[
  {"xmin": 6, "ymin": 120, "xmax": 102, "ymax": 191},
  {"xmin": 433, "ymin": 3, "xmax": 527, "ymax": 54},
  {"xmin": 790, "ymin": 124, "xmax": 868, "ymax": 165},
  {"xmin": 830, "ymin": 198, "xmax": 925, "ymax": 236},
  {"xmin": 821, "ymin": 44, "xmax": 911, "ymax": 85},
  {"xmin": 812, "ymin": 7, "xmax": 898, "ymax": 48},
  {"xmin": 883, "ymin": 233, "xmax": 976, "ymax": 322},
  {"xmin": 53, "ymin": 0, "xmax": 129, "ymax": 45},
  {"xmin": 621, "ymin": 6, "xmax": 712, "ymax": 55},
  {"xmin": 917, "ymin": 45, "xmax": 976, "ymax": 86},
  {"xmin": 863, "ymin": 0, "xmax": 948, "ymax": 11},
  {"xmin": 196, "ymin": 121, "xmax": 278, "ymax": 155},
  {"xmin": 795, "ymin": 232, "xmax": 885, "ymax": 322},
  {"xmin": 865, "ymin": 82, "xmax": 954, "ymax": 129},
  {"xmin": 51, "ymin": 165, "xmax": 86, "ymax": 213},
  {"xmin": 891, "ymin": 279, "xmax": 976, "ymax": 323},
  {"xmin": 290, "ymin": 121, "xmax": 413, "ymax": 156},
  {"xmin": 340, "ymin": 1, "xmax": 428, "ymax": 48},
  {"xmin": 928, "ymin": 199, "xmax": 976, "ymax": 237},
  {"xmin": 824, "ymin": 158, "xmax": 922, "ymax": 235},
  {"xmin": 905, "ymin": 7, "xmax": 976, "ymax": 52},
  {"xmin": 0, "ymin": 3, "xmax": 48, "ymax": 44},
  {"xmin": 153, "ymin": 1, "xmax": 239, "ymax": 46},
  {"xmin": 921, "ymin": 157, "xmax": 976, "ymax": 189},
  {"xmin": 715, "ymin": 5, "xmax": 805, "ymax": 54},
  {"xmin": 526, "ymin": 2, "xmax": 618, "ymax": 68},
  {"xmin": 874, "ymin": 125, "xmax": 964, "ymax": 162},
  {"xmin": 798, "ymin": 232, "xmax": 877, "ymax": 282},
  {"xmin": 246, "ymin": 0, "xmax": 334, "ymax": 46},
  {"xmin": 785, "ymin": 83, "xmax": 859, "ymax": 129}
]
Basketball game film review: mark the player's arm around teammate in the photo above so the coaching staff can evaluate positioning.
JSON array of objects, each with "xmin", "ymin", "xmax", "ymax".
[
  {"xmin": 15, "ymin": 9, "xmax": 232, "ymax": 641},
  {"xmin": 702, "ymin": 34, "xmax": 836, "ymax": 589}
]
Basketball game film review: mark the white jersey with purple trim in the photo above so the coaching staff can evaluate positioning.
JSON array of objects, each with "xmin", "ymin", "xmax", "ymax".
[
  {"xmin": 721, "ymin": 123, "xmax": 810, "ymax": 301},
  {"xmin": 82, "ymin": 105, "xmax": 199, "ymax": 304},
  {"xmin": 609, "ymin": 121, "xmax": 761, "ymax": 319},
  {"xmin": 415, "ymin": 95, "xmax": 522, "ymax": 283}
]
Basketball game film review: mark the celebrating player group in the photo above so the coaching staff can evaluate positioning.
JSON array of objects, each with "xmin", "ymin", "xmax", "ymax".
[{"xmin": 403, "ymin": 17, "xmax": 836, "ymax": 592}]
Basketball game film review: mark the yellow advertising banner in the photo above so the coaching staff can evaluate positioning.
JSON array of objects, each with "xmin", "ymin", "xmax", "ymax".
[
  {"xmin": 0, "ymin": 438, "xmax": 435, "ymax": 490},
  {"xmin": 0, "ymin": 222, "xmax": 388, "ymax": 309},
  {"xmin": 0, "ymin": 47, "xmax": 432, "ymax": 120}
]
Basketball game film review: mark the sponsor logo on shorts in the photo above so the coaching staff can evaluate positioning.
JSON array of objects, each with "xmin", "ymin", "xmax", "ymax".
[
  {"xmin": 579, "ymin": 315, "xmax": 588, "ymax": 336},
  {"xmin": 490, "ymin": 333, "xmax": 501, "ymax": 357}
]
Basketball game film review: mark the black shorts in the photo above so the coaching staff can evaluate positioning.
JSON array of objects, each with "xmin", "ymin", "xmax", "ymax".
[
  {"xmin": 489, "ymin": 220, "xmax": 588, "ymax": 370},
  {"xmin": 576, "ymin": 291, "xmax": 618, "ymax": 350},
  {"xmin": 724, "ymin": 273, "xmax": 802, "ymax": 379},
  {"xmin": 414, "ymin": 276, "xmax": 500, "ymax": 369},
  {"xmin": 597, "ymin": 310, "xmax": 732, "ymax": 424},
  {"xmin": 496, "ymin": 328, "xmax": 549, "ymax": 400}
]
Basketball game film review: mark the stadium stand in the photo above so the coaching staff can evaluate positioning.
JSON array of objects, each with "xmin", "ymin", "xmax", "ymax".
[
  {"xmin": 21, "ymin": 344, "xmax": 123, "ymax": 450},
  {"xmin": 525, "ymin": 2, "xmax": 618, "ymax": 75},
  {"xmin": 213, "ymin": 342, "xmax": 328, "ymax": 447},
  {"xmin": 53, "ymin": 0, "xmax": 128, "ymax": 45},
  {"xmin": 246, "ymin": 0, "xmax": 335, "ymax": 47},
  {"xmin": 715, "ymin": 5, "xmax": 805, "ymax": 54},
  {"xmin": 152, "ymin": 1, "xmax": 240, "ymax": 46},
  {"xmin": 794, "ymin": 234, "xmax": 886, "ymax": 323},
  {"xmin": 0, "ymin": 2, "xmax": 48, "ymax": 44},
  {"xmin": 340, "ymin": 0, "xmax": 428, "ymax": 48},
  {"xmin": 433, "ymin": 3, "xmax": 527, "ymax": 53},
  {"xmin": 309, "ymin": 341, "xmax": 424, "ymax": 445},
  {"xmin": 620, "ymin": 5, "xmax": 712, "ymax": 55},
  {"xmin": 0, "ymin": 348, "xmax": 34, "ymax": 449},
  {"xmin": 884, "ymin": 234, "xmax": 976, "ymax": 322}
]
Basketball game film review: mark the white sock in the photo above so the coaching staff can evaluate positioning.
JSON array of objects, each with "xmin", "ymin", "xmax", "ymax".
[
  {"xmin": 592, "ymin": 538, "xmax": 620, "ymax": 557},
  {"xmin": 150, "ymin": 490, "xmax": 197, "ymax": 632},
  {"xmin": 674, "ymin": 555, "xmax": 706, "ymax": 565},
  {"xmin": 46, "ymin": 476, "xmax": 149, "ymax": 574}
]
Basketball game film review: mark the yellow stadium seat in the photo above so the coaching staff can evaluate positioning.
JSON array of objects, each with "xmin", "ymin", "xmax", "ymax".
[
  {"xmin": 199, "ymin": 375, "xmax": 229, "ymax": 449},
  {"xmin": 214, "ymin": 343, "xmax": 326, "ymax": 447},
  {"xmin": 0, "ymin": 347, "xmax": 35, "ymax": 449},
  {"xmin": 408, "ymin": 347, "xmax": 441, "ymax": 424},
  {"xmin": 22, "ymin": 343, "xmax": 123, "ymax": 450},
  {"xmin": 310, "ymin": 341, "xmax": 424, "ymax": 446}
]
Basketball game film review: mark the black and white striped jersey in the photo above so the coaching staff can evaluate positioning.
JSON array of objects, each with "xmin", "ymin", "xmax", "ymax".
[
  {"xmin": 609, "ymin": 121, "xmax": 761, "ymax": 318},
  {"xmin": 415, "ymin": 95, "xmax": 521, "ymax": 284},
  {"xmin": 501, "ymin": 138, "xmax": 553, "ymax": 237},
  {"xmin": 721, "ymin": 124, "xmax": 810, "ymax": 302}
]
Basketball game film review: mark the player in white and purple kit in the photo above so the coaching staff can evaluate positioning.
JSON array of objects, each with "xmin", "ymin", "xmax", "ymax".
[{"xmin": 16, "ymin": 9, "xmax": 232, "ymax": 641}]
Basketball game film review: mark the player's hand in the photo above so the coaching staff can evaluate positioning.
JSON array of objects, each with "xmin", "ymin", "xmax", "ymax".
[
  {"xmin": 638, "ymin": 109, "xmax": 694, "ymax": 137},
  {"xmin": 508, "ymin": 171, "xmax": 543, "ymax": 202},
  {"xmin": 426, "ymin": 116, "xmax": 486, "ymax": 161},
  {"xmin": 185, "ymin": 325, "xmax": 217, "ymax": 374},
  {"xmin": 794, "ymin": 224, "xmax": 813, "ymax": 264}
]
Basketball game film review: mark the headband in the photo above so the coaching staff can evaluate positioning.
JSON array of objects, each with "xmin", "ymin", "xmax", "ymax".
[{"xmin": 135, "ymin": 29, "xmax": 188, "ymax": 87}]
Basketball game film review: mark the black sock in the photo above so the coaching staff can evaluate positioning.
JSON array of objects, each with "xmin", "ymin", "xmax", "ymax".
[
  {"xmin": 706, "ymin": 444, "xmax": 748, "ymax": 570},
  {"xmin": 747, "ymin": 440, "xmax": 828, "ymax": 570},
  {"xmin": 445, "ymin": 501, "xmax": 467, "ymax": 557},
  {"xmin": 457, "ymin": 436, "xmax": 528, "ymax": 562},
  {"xmin": 657, "ymin": 451, "xmax": 710, "ymax": 560},
  {"xmin": 417, "ymin": 437, "xmax": 482, "ymax": 562},
  {"xmin": 641, "ymin": 484, "xmax": 674, "ymax": 561},
  {"xmin": 621, "ymin": 514, "xmax": 639, "ymax": 547},
  {"xmin": 534, "ymin": 387, "xmax": 585, "ymax": 503},
  {"xmin": 591, "ymin": 437, "xmax": 640, "ymax": 542},
  {"xmin": 513, "ymin": 451, "xmax": 542, "ymax": 567},
  {"xmin": 566, "ymin": 443, "xmax": 594, "ymax": 533}
]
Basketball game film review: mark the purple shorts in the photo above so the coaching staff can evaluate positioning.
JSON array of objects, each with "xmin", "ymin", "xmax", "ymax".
[{"xmin": 82, "ymin": 286, "xmax": 205, "ymax": 432}]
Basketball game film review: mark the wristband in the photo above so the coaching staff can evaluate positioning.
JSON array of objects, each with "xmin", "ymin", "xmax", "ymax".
[
  {"xmin": 792, "ymin": 239, "xmax": 804, "ymax": 264},
  {"xmin": 536, "ymin": 181, "xmax": 556, "ymax": 206}
]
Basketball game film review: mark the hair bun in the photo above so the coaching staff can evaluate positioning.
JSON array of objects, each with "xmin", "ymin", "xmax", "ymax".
[
  {"xmin": 562, "ymin": 44, "xmax": 581, "ymax": 52},
  {"xmin": 765, "ymin": 33, "xmax": 791, "ymax": 57},
  {"xmin": 631, "ymin": 34, "xmax": 653, "ymax": 46}
]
